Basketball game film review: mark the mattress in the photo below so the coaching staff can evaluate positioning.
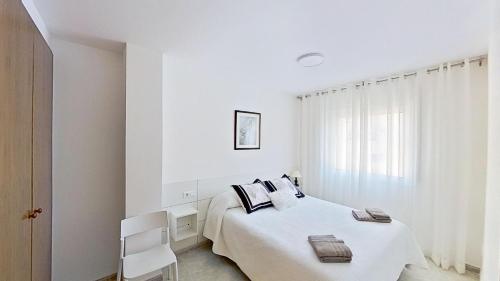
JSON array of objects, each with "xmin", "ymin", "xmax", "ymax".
[{"xmin": 204, "ymin": 194, "xmax": 427, "ymax": 281}]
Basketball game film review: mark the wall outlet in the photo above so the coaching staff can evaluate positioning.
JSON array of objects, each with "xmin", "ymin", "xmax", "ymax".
[{"xmin": 182, "ymin": 191, "xmax": 196, "ymax": 199}]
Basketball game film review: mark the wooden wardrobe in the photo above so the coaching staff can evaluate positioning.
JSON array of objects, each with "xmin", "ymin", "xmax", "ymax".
[{"xmin": 0, "ymin": 0, "xmax": 53, "ymax": 280}]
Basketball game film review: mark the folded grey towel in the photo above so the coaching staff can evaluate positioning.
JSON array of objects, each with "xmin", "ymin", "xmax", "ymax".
[
  {"xmin": 308, "ymin": 234, "xmax": 336, "ymax": 240},
  {"xmin": 308, "ymin": 235, "xmax": 352, "ymax": 263},
  {"xmin": 352, "ymin": 210, "xmax": 392, "ymax": 223},
  {"xmin": 308, "ymin": 235, "xmax": 344, "ymax": 244},
  {"xmin": 365, "ymin": 208, "xmax": 391, "ymax": 220}
]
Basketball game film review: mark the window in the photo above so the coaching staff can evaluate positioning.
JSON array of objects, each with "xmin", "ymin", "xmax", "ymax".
[{"xmin": 333, "ymin": 112, "xmax": 404, "ymax": 177}]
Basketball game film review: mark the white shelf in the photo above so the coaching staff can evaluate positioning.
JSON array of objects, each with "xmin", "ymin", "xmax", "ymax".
[
  {"xmin": 168, "ymin": 206, "xmax": 198, "ymax": 242},
  {"xmin": 175, "ymin": 228, "xmax": 198, "ymax": 241},
  {"xmin": 170, "ymin": 208, "xmax": 198, "ymax": 219}
]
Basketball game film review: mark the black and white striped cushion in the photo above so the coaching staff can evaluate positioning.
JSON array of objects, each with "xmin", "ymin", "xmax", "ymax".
[
  {"xmin": 262, "ymin": 180, "xmax": 278, "ymax": 192},
  {"xmin": 255, "ymin": 178, "xmax": 274, "ymax": 193},
  {"xmin": 253, "ymin": 178, "xmax": 264, "ymax": 185},
  {"xmin": 263, "ymin": 175, "xmax": 305, "ymax": 198},
  {"xmin": 232, "ymin": 182, "xmax": 273, "ymax": 214},
  {"xmin": 281, "ymin": 174, "xmax": 305, "ymax": 198}
]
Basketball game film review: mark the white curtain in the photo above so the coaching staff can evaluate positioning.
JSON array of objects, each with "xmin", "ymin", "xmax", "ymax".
[{"xmin": 300, "ymin": 60, "xmax": 488, "ymax": 273}]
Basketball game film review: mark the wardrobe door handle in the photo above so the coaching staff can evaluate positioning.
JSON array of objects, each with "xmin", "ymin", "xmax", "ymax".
[
  {"xmin": 28, "ymin": 211, "xmax": 38, "ymax": 219},
  {"xmin": 27, "ymin": 208, "xmax": 42, "ymax": 219}
]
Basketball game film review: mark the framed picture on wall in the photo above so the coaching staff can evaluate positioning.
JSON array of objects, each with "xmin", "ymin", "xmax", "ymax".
[{"xmin": 234, "ymin": 110, "xmax": 261, "ymax": 150}]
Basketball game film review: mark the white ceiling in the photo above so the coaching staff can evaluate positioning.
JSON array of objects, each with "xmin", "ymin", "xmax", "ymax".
[{"xmin": 35, "ymin": 0, "xmax": 489, "ymax": 94}]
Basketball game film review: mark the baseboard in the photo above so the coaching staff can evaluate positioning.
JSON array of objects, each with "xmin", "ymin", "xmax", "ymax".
[
  {"xmin": 96, "ymin": 272, "xmax": 162, "ymax": 281},
  {"xmin": 95, "ymin": 273, "xmax": 116, "ymax": 281},
  {"xmin": 466, "ymin": 264, "xmax": 481, "ymax": 274},
  {"xmin": 173, "ymin": 239, "xmax": 210, "ymax": 255}
]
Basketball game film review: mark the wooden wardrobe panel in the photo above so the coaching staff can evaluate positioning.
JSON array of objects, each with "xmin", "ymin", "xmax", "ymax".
[
  {"xmin": 0, "ymin": 0, "xmax": 34, "ymax": 280},
  {"xmin": 32, "ymin": 30, "xmax": 53, "ymax": 281}
]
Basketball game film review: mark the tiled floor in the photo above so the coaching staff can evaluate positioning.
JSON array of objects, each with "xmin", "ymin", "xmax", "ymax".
[{"xmin": 175, "ymin": 243, "xmax": 479, "ymax": 281}]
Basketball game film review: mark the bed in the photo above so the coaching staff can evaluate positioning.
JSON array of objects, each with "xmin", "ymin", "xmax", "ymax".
[{"xmin": 203, "ymin": 192, "xmax": 427, "ymax": 281}]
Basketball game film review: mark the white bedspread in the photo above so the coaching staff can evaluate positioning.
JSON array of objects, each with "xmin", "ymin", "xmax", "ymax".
[{"xmin": 204, "ymin": 194, "xmax": 427, "ymax": 281}]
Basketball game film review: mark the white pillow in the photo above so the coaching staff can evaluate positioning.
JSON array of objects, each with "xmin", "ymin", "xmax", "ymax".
[
  {"xmin": 264, "ymin": 178, "xmax": 305, "ymax": 198},
  {"xmin": 268, "ymin": 189, "xmax": 298, "ymax": 211}
]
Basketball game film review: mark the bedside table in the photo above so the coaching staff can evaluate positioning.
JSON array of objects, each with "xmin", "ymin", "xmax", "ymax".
[{"xmin": 168, "ymin": 207, "xmax": 199, "ymax": 242}]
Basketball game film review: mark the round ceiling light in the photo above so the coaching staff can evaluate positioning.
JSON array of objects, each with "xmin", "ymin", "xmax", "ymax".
[{"xmin": 297, "ymin": 52, "xmax": 325, "ymax": 67}]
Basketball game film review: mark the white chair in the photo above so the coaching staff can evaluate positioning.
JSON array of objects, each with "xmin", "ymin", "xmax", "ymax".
[{"xmin": 117, "ymin": 211, "xmax": 178, "ymax": 281}]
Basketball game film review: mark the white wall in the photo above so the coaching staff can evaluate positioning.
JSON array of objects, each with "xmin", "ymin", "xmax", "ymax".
[
  {"xmin": 125, "ymin": 43, "xmax": 164, "ymax": 218},
  {"xmin": 52, "ymin": 38, "xmax": 125, "ymax": 281},
  {"xmin": 481, "ymin": 1, "xmax": 500, "ymax": 279},
  {"xmin": 162, "ymin": 55, "xmax": 299, "ymax": 187},
  {"xmin": 124, "ymin": 44, "xmax": 165, "ymax": 263},
  {"xmin": 160, "ymin": 54, "xmax": 299, "ymax": 253}
]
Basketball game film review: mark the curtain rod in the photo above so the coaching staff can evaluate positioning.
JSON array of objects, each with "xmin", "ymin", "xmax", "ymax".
[{"xmin": 297, "ymin": 55, "xmax": 487, "ymax": 99}]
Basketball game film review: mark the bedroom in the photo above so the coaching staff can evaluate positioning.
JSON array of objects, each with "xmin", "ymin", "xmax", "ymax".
[{"xmin": 1, "ymin": 0, "xmax": 500, "ymax": 281}]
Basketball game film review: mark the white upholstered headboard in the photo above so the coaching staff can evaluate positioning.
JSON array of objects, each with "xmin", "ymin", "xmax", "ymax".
[
  {"xmin": 162, "ymin": 170, "xmax": 289, "ymax": 208},
  {"xmin": 161, "ymin": 170, "xmax": 291, "ymax": 252}
]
